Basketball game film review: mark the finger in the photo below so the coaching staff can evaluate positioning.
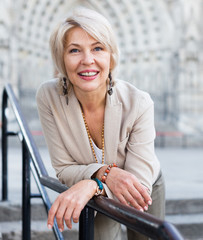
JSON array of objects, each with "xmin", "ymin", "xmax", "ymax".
[
  {"xmin": 116, "ymin": 193, "xmax": 130, "ymax": 207},
  {"xmin": 133, "ymin": 183, "xmax": 152, "ymax": 205},
  {"xmin": 130, "ymin": 188, "xmax": 149, "ymax": 210},
  {"xmin": 142, "ymin": 186, "xmax": 152, "ymax": 206},
  {"xmin": 72, "ymin": 203, "xmax": 84, "ymax": 224},
  {"xmin": 123, "ymin": 191, "xmax": 144, "ymax": 211},
  {"xmin": 47, "ymin": 200, "xmax": 60, "ymax": 229},
  {"xmin": 64, "ymin": 207, "xmax": 74, "ymax": 229},
  {"xmin": 55, "ymin": 202, "xmax": 69, "ymax": 232}
]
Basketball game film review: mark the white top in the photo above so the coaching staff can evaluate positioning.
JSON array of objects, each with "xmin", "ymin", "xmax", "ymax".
[{"xmin": 91, "ymin": 139, "xmax": 105, "ymax": 164}]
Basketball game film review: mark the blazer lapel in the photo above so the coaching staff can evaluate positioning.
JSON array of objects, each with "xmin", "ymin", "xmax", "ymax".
[
  {"xmin": 60, "ymin": 87, "xmax": 122, "ymax": 165},
  {"xmin": 60, "ymin": 89, "xmax": 94, "ymax": 164},
  {"xmin": 104, "ymin": 90, "xmax": 122, "ymax": 165}
]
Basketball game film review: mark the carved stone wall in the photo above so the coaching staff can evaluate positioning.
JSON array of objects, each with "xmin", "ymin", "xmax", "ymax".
[{"xmin": 1, "ymin": 0, "xmax": 203, "ymax": 146}]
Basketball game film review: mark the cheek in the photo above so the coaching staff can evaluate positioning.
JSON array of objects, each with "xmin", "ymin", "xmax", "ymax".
[
  {"xmin": 100, "ymin": 54, "xmax": 111, "ymax": 70},
  {"xmin": 64, "ymin": 57, "xmax": 77, "ymax": 73}
]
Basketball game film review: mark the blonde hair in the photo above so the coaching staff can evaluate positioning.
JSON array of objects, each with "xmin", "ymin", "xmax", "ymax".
[{"xmin": 49, "ymin": 7, "xmax": 119, "ymax": 81}]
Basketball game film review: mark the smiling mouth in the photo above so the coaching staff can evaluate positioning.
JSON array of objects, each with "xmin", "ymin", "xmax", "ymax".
[{"xmin": 78, "ymin": 71, "xmax": 99, "ymax": 77}]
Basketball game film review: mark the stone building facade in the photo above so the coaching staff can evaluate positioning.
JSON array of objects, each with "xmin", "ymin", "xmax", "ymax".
[{"xmin": 0, "ymin": 0, "xmax": 203, "ymax": 146}]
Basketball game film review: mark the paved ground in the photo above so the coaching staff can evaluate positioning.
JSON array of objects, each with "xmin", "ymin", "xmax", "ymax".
[
  {"xmin": 0, "ymin": 145, "xmax": 203, "ymax": 204},
  {"xmin": 156, "ymin": 147, "xmax": 203, "ymax": 200}
]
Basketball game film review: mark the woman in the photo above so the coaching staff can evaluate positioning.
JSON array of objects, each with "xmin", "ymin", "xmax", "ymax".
[{"xmin": 36, "ymin": 7, "xmax": 165, "ymax": 240}]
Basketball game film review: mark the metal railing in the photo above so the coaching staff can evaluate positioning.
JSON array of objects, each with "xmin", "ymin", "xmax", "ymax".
[{"xmin": 1, "ymin": 83, "xmax": 184, "ymax": 240}]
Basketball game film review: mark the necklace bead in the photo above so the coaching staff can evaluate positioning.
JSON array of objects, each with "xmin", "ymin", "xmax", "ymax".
[{"xmin": 81, "ymin": 109, "xmax": 105, "ymax": 164}]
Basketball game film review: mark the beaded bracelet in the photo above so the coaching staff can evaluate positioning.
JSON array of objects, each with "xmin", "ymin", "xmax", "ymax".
[
  {"xmin": 101, "ymin": 163, "xmax": 118, "ymax": 183},
  {"xmin": 92, "ymin": 178, "xmax": 104, "ymax": 196}
]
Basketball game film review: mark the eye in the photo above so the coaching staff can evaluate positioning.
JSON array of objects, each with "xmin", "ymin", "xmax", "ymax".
[
  {"xmin": 70, "ymin": 48, "xmax": 79, "ymax": 53},
  {"xmin": 94, "ymin": 47, "xmax": 103, "ymax": 51}
]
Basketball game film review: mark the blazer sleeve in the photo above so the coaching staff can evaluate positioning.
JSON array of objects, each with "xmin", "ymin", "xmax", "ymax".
[
  {"xmin": 124, "ymin": 93, "xmax": 160, "ymax": 195},
  {"xmin": 36, "ymin": 83, "xmax": 106, "ymax": 187}
]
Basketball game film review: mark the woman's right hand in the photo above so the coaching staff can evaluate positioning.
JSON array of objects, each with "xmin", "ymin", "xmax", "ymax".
[
  {"xmin": 47, "ymin": 179, "xmax": 98, "ymax": 231},
  {"xmin": 97, "ymin": 166, "xmax": 152, "ymax": 211}
]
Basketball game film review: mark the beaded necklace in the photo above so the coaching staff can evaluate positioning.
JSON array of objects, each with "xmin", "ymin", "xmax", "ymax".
[{"xmin": 81, "ymin": 109, "xmax": 105, "ymax": 164}]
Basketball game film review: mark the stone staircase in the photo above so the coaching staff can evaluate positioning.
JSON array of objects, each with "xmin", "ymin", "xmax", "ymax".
[
  {"xmin": 165, "ymin": 199, "xmax": 203, "ymax": 240},
  {"xmin": 0, "ymin": 202, "xmax": 79, "ymax": 240},
  {"xmin": 0, "ymin": 198, "xmax": 203, "ymax": 240}
]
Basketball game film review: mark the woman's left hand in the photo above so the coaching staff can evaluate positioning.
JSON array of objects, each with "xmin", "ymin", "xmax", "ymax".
[
  {"xmin": 47, "ymin": 179, "xmax": 97, "ymax": 231},
  {"xmin": 95, "ymin": 166, "xmax": 152, "ymax": 211}
]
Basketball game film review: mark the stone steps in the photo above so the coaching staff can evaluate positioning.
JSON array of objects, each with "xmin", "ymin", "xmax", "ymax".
[
  {"xmin": 165, "ymin": 199, "xmax": 203, "ymax": 239},
  {"xmin": 166, "ymin": 214, "xmax": 203, "ymax": 240},
  {"xmin": 0, "ymin": 198, "xmax": 203, "ymax": 239},
  {"xmin": 0, "ymin": 203, "xmax": 79, "ymax": 239},
  {"xmin": 166, "ymin": 199, "xmax": 203, "ymax": 215},
  {"xmin": 0, "ymin": 221, "xmax": 78, "ymax": 240}
]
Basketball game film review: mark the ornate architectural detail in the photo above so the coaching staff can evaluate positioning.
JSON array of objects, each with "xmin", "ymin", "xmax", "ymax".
[{"xmin": 1, "ymin": 0, "xmax": 203, "ymax": 145}]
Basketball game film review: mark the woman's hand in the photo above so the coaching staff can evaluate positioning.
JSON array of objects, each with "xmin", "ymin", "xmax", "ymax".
[
  {"xmin": 97, "ymin": 167, "xmax": 152, "ymax": 211},
  {"xmin": 47, "ymin": 179, "xmax": 97, "ymax": 231}
]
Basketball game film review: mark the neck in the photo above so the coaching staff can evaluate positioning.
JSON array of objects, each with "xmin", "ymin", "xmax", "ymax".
[{"xmin": 74, "ymin": 88, "xmax": 106, "ymax": 113}]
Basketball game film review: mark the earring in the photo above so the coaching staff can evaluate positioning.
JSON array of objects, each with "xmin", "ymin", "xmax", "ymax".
[
  {"xmin": 62, "ymin": 77, "xmax": 69, "ymax": 105},
  {"xmin": 107, "ymin": 72, "xmax": 113, "ymax": 96}
]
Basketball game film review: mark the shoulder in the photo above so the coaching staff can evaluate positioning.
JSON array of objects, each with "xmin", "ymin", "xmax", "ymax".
[
  {"xmin": 36, "ymin": 78, "xmax": 61, "ymax": 101},
  {"xmin": 114, "ymin": 79, "xmax": 153, "ymax": 115}
]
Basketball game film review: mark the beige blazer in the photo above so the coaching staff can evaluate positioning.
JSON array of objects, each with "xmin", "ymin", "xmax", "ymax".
[{"xmin": 36, "ymin": 78, "xmax": 160, "ymax": 198}]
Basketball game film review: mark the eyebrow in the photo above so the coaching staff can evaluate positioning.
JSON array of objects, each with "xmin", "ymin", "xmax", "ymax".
[{"xmin": 66, "ymin": 41, "xmax": 102, "ymax": 48}]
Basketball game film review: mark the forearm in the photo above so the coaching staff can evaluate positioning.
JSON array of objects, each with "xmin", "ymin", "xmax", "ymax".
[{"xmin": 57, "ymin": 163, "xmax": 105, "ymax": 187}]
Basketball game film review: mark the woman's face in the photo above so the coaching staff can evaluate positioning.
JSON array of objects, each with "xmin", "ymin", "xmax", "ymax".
[{"xmin": 63, "ymin": 27, "xmax": 112, "ymax": 96}]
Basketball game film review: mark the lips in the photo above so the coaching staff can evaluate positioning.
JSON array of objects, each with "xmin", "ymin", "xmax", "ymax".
[
  {"xmin": 78, "ymin": 70, "xmax": 99, "ymax": 80},
  {"xmin": 79, "ymin": 72, "xmax": 98, "ymax": 76}
]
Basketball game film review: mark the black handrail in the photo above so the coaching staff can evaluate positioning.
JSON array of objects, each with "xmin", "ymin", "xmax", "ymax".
[
  {"xmin": 1, "ymin": 84, "xmax": 63, "ymax": 240},
  {"xmin": 1, "ymin": 83, "xmax": 184, "ymax": 240}
]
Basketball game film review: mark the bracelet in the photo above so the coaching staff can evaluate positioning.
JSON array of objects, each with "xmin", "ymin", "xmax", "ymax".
[
  {"xmin": 101, "ymin": 163, "xmax": 117, "ymax": 183},
  {"xmin": 92, "ymin": 178, "xmax": 104, "ymax": 196}
]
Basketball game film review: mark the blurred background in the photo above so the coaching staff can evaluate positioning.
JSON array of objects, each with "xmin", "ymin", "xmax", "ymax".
[
  {"xmin": 1, "ymin": 0, "xmax": 203, "ymax": 147},
  {"xmin": 0, "ymin": 0, "xmax": 203, "ymax": 239}
]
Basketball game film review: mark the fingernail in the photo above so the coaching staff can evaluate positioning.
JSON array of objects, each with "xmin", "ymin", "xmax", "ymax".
[
  {"xmin": 59, "ymin": 228, "xmax": 63, "ymax": 232},
  {"xmin": 47, "ymin": 224, "xmax": 52, "ymax": 229},
  {"xmin": 140, "ymin": 208, "xmax": 144, "ymax": 212},
  {"xmin": 144, "ymin": 206, "xmax": 148, "ymax": 211},
  {"xmin": 148, "ymin": 200, "xmax": 152, "ymax": 205}
]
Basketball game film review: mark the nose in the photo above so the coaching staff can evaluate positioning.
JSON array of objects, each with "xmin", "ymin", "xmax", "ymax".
[{"xmin": 81, "ymin": 51, "xmax": 95, "ymax": 65}]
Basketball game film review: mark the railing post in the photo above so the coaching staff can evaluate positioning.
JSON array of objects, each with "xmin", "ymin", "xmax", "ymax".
[
  {"xmin": 79, "ymin": 206, "xmax": 94, "ymax": 240},
  {"xmin": 22, "ymin": 139, "xmax": 31, "ymax": 240},
  {"xmin": 1, "ymin": 90, "xmax": 8, "ymax": 201}
]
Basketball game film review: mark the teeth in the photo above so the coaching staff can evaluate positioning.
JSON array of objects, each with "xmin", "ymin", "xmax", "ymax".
[{"xmin": 80, "ymin": 72, "xmax": 97, "ymax": 76}]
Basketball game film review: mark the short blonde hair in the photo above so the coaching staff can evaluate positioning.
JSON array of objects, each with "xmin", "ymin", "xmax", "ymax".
[{"xmin": 49, "ymin": 7, "xmax": 119, "ymax": 80}]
